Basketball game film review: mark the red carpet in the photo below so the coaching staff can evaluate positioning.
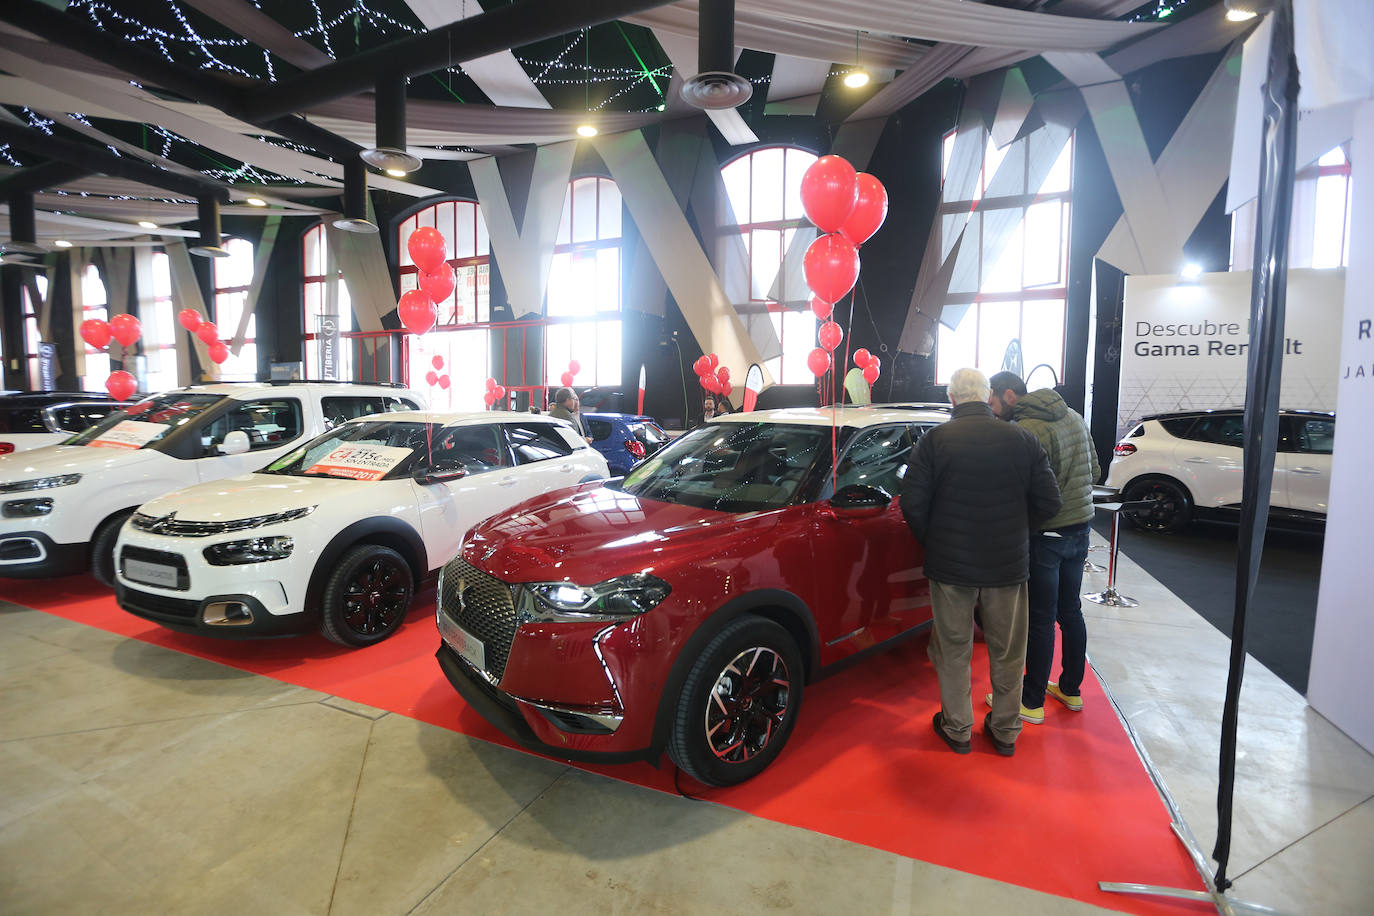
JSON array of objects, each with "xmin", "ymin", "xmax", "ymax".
[{"xmin": 4, "ymin": 576, "xmax": 1206, "ymax": 914}]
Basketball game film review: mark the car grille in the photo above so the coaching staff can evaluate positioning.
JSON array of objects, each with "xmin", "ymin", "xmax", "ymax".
[
  {"xmin": 121, "ymin": 586, "xmax": 199, "ymax": 619},
  {"xmin": 130, "ymin": 507, "xmax": 311, "ymax": 537},
  {"xmin": 439, "ymin": 558, "xmax": 517, "ymax": 680}
]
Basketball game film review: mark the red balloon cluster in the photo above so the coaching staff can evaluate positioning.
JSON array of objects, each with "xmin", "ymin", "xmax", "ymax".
[
  {"xmin": 482, "ymin": 376, "xmax": 507, "ymax": 407},
  {"xmin": 399, "ymin": 226, "xmax": 452, "ymax": 335},
  {"xmin": 798, "ymin": 155, "xmax": 888, "ymax": 381},
  {"xmin": 175, "ymin": 309, "xmax": 229, "ymax": 363},
  {"xmin": 80, "ymin": 314, "xmax": 143, "ymax": 351},
  {"xmin": 559, "ymin": 359, "xmax": 582, "ymax": 388},
  {"xmin": 853, "ymin": 348, "xmax": 882, "ymax": 385},
  {"xmin": 692, "ymin": 353, "xmax": 732, "ymax": 398},
  {"xmin": 424, "ymin": 354, "xmax": 451, "ymax": 390}
]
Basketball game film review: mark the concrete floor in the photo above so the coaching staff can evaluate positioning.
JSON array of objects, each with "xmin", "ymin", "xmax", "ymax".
[{"xmin": 2, "ymin": 536, "xmax": 1372, "ymax": 915}]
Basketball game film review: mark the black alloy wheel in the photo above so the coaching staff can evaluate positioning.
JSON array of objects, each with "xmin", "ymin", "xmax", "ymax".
[
  {"xmin": 1123, "ymin": 478, "xmax": 1193, "ymax": 533},
  {"xmin": 669, "ymin": 615, "xmax": 804, "ymax": 787},
  {"xmin": 320, "ymin": 544, "xmax": 414, "ymax": 647}
]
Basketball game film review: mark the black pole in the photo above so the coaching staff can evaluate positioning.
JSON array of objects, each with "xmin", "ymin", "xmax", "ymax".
[{"xmin": 1212, "ymin": 1, "xmax": 1300, "ymax": 893}]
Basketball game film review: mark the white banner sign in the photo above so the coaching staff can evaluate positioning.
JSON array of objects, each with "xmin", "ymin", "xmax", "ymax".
[
  {"xmin": 305, "ymin": 444, "xmax": 411, "ymax": 481},
  {"xmin": 1116, "ymin": 268, "xmax": 1345, "ymax": 433},
  {"xmin": 89, "ymin": 420, "xmax": 166, "ymax": 451}
]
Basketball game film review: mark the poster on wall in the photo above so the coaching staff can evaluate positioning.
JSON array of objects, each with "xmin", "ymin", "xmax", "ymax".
[{"xmin": 1116, "ymin": 268, "xmax": 1344, "ymax": 433}]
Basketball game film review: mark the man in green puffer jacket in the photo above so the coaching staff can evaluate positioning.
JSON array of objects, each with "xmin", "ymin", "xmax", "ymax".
[{"xmin": 988, "ymin": 372, "xmax": 1100, "ymax": 725}]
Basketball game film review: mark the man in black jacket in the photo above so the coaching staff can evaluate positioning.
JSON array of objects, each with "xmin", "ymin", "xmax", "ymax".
[{"xmin": 900, "ymin": 368, "xmax": 1061, "ymax": 756}]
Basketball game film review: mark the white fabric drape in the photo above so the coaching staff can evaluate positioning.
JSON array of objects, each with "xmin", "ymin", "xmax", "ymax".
[
  {"xmin": 230, "ymin": 215, "xmax": 280, "ymax": 355},
  {"xmin": 402, "ymin": 0, "xmax": 551, "ymax": 109},
  {"xmin": 164, "ymin": 242, "xmax": 216, "ymax": 384}
]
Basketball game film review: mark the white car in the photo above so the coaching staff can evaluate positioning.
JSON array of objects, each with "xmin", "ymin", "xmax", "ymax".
[
  {"xmin": 0, "ymin": 393, "xmax": 129, "ymax": 454},
  {"xmin": 0, "ymin": 382, "xmax": 424, "ymax": 583},
  {"xmin": 1106, "ymin": 408, "xmax": 1335, "ymax": 531},
  {"xmin": 114, "ymin": 411, "xmax": 610, "ymax": 647}
]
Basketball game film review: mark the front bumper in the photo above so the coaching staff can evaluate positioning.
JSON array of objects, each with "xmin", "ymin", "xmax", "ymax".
[
  {"xmin": 0, "ymin": 530, "xmax": 86, "ymax": 578},
  {"xmin": 116, "ymin": 582, "xmax": 314, "ymax": 638},
  {"xmin": 435, "ymin": 643, "xmax": 653, "ymax": 764}
]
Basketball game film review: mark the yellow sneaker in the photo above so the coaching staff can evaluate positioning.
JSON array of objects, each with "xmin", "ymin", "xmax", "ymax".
[
  {"xmin": 1047, "ymin": 682, "xmax": 1084, "ymax": 711},
  {"xmin": 985, "ymin": 692, "xmax": 1044, "ymax": 724}
]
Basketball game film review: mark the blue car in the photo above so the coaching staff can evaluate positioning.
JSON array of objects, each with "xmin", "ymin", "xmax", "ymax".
[{"xmin": 582, "ymin": 412, "xmax": 670, "ymax": 476}]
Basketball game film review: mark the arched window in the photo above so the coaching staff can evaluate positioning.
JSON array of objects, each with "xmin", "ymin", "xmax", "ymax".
[
  {"xmin": 934, "ymin": 130, "xmax": 1074, "ymax": 385},
  {"xmin": 145, "ymin": 252, "xmax": 179, "ymax": 393},
  {"xmin": 78, "ymin": 264, "xmax": 110, "ymax": 388},
  {"xmin": 398, "ymin": 201, "xmax": 492, "ymax": 409},
  {"xmin": 545, "ymin": 176, "xmax": 622, "ymax": 388},
  {"xmin": 212, "ymin": 237, "xmax": 256, "ymax": 380},
  {"xmin": 20, "ymin": 276, "xmax": 46, "ymax": 389},
  {"xmin": 721, "ymin": 146, "xmax": 819, "ymax": 385}
]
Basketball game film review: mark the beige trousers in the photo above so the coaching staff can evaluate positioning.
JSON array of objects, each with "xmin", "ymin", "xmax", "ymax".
[{"xmin": 928, "ymin": 580, "xmax": 1029, "ymax": 745}]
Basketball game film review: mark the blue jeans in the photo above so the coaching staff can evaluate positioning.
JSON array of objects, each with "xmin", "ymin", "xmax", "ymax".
[{"xmin": 1022, "ymin": 523, "xmax": 1090, "ymax": 709}]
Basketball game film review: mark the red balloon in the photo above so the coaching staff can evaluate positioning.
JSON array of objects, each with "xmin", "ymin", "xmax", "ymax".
[
  {"xmin": 853, "ymin": 348, "xmax": 872, "ymax": 369},
  {"xmin": 207, "ymin": 341, "xmax": 229, "ymax": 364},
  {"xmin": 721, "ymin": 382, "xmax": 733, "ymax": 398},
  {"xmin": 483, "ymin": 391, "xmax": 497, "ymax": 407},
  {"xmin": 869, "ymin": 356, "xmax": 881, "ymax": 372},
  {"xmin": 397, "ymin": 289, "xmax": 437, "ymax": 335},
  {"xmin": 560, "ymin": 371, "xmax": 575, "ymax": 387},
  {"xmin": 432, "ymin": 355, "xmax": 445, "ymax": 371},
  {"xmin": 692, "ymin": 356, "xmax": 711, "ymax": 377},
  {"xmin": 80, "ymin": 319, "xmax": 111, "ymax": 350},
  {"xmin": 716, "ymin": 366, "xmax": 730, "ymax": 384},
  {"xmin": 818, "ymin": 320, "xmax": 843, "ymax": 352},
  {"xmin": 810, "ymin": 296, "xmax": 833, "ymax": 321},
  {"xmin": 839, "ymin": 173, "xmax": 889, "ymax": 246},
  {"xmin": 110, "ymin": 313, "xmax": 142, "ymax": 348},
  {"xmin": 706, "ymin": 353, "xmax": 719, "ymax": 371},
  {"xmin": 484, "ymin": 376, "xmax": 497, "ymax": 391},
  {"xmin": 701, "ymin": 375, "xmax": 720, "ymax": 394},
  {"xmin": 196, "ymin": 322, "xmax": 219, "ymax": 345},
  {"xmin": 438, "ymin": 374, "xmax": 451, "ymax": 390},
  {"xmin": 177, "ymin": 308, "xmax": 202, "ymax": 332},
  {"xmin": 407, "ymin": 226, "xmax": 448, "ymax": 273},
  {"xmin": 425, "ymin": 370, "xmax": 439, "ymax": 386},
  {"xmin": 493, "ymin": 385, "xmax": 506, "ymax": 399},
  {"xmin": 800, "ymin": 155, "xmax": 859, "ymax": 234},
  {"xmin": 803, "ymin": 233, "xmax": 861, "ymax": 304},
  {"xmin": 863, "ymin": 364, "xmax": 880, "ymax": 384},
  {"xmin": 418, "ymin": 267, "xmax": 455, "ymax": 304},
  {"xmin": 568, "ymin": 360, "xmax": 582, "ymax": 375},
  {"xmin": 105, "ymin": 370, "xmax": 137, "ymax": 401},
  {"xmin": 806, "ymin": 348, "xmax": 832, "ymax": 378}
]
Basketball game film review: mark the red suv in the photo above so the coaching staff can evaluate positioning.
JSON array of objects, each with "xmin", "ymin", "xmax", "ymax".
[{"xmin": 435, "ymin": 406, "xmax": 945, "ymax": 785}]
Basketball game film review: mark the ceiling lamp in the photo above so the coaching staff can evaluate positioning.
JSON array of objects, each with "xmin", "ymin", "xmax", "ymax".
[
  {"xmin": 1, "ymin": 192, "xmax": 48, "ymax": 256},
  {"xmin": 361, "ymin": 75, "xmax": 422, "ymax": 174},
  {"xmin": 843, "ymin": 70, "xmax": 870, "ymax": 89},
  {"xmin": 53, "ymin": 239, "xmax": 73, "ymax": 248},
  {"xmin": 681, "ymin": 0, "xmax": 752, "ymax": 110},
  {"xmin": 332, "ymin": 158, "xmax": 378, "ymax": 234},
  {"xmin": 1223, "ymin": 0, "xmax": 1270, "ymax": 20},
  {"xmin": 576, "ymin": 124, "xmax": 599, "ymax": 138},
  {"xmin": 188, "ymin": 196, "xmax": 229, "ymax": 258},
  {"xmin": 244, "ymin": 197, "xmax": 267, "ymax": 208},
  {"xmin": 138, "ymin": 220, "xmax": 158, "ymax": 229}
]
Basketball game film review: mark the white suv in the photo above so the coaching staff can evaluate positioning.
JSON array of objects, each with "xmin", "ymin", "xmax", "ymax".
[
  {"xmin": 1106, "ymin": 408, "xmax": 1335, "ymax": 531},
  {"xmin": 114, "ymin": 411, "xmax": 609, "ymax": 647},
  {"xmin": 0, "ymin": 382, "xmax": 423, "ymax": 583}
]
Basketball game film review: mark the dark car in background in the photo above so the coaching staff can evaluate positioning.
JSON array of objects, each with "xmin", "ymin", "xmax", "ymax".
[
  {"xmin": 0, "ymin": 392, "xmax": 130, "ymax": 454},
  {"xmin": 583, "ymin": 412, "xmax": 670, "ymax": 476}
]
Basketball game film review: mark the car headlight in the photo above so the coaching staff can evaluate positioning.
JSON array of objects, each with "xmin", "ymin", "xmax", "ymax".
[
  {"xmin": 522, "ymin": 573, "xmax": 671, "ymax": 623},
  {"xmin": 0, "ymin": 474, "xmax": 82, "ymax": 494},
  {"xmin": 203, "ymin": 536, "xmax": 294, "ymax": 566}
]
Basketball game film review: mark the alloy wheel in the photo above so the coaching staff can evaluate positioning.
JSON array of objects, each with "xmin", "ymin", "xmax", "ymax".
[
  {"xmin": 341, "ymin": 556, "xmax": 409, "ymax": 636},
  {"xmin": 703, "ymin": 647, "xmax": 791, "ymax": 763}
]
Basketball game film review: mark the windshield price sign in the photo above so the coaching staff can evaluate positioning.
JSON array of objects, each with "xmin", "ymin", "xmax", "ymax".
[
  {"xmin": 305, "ymin": 444, "xmax": 412, "ymax": 481},
  {"xmin": 89, "ymin": 420, "xmax": 167, "ymax": 450}
]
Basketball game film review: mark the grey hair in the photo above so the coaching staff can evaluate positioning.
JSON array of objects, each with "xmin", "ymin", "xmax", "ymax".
[
  {"xmin": 946, "ymin": 368, "xmax": 991, "ymax": 406},
  {"xmin": 553, "ymin": 387, "xmax": 576, "ymax": 403}
]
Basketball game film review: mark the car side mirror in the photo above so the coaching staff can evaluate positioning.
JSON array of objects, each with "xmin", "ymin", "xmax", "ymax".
[
  {"xmin": 218, "ymin": 430, "xmax": 251, "ymax": 456},
  {"xmin": 829, "ymin": 483, "xmax": 892, "ymax": 513},
  {"xmin": 414, "ymin": 463, "xmax": 468, "ymax": 486}
]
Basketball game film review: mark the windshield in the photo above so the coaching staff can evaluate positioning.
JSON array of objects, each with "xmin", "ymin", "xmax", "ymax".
[
  {"xmin": 262, "ymin": 420, "xmax": 441, "ymax": 480},
  {"xmin": 66, "ymin": 393, "xmax": 223, "ymax": 450},
  {"xmin": 619, "ymin": 422, "xmax": 828, "ymax": 512}
]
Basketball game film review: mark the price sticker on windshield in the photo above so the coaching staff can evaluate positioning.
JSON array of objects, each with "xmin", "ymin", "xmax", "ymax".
[
  {"xmin": 88, "ymin": 420, "xmax": 167, "ymax": 450},
  {"xmin": 305, "ymin": 444, "xmax": 412, "ymax": 481}
]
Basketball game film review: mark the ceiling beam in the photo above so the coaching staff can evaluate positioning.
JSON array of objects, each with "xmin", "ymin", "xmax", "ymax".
[
  {"xmin": 0, "ymin": 162, "xmax": 91, "ymax": 196},
  {"xmin": 244, "ymin": 0, "xmax": 677, "ymax": 121},
  {"xmin": 0, "ymin": 122, "xmax": 230, "ymax": 202}
]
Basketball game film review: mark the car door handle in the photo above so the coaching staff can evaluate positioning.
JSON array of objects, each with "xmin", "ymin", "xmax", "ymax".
[
  {"xmin": 558, "ymin": 463, "xmax": 574, "ymax": 473},
  {"xmin": 1291, "ymin": 467, "xmax": 1322, "ymax": 475},
  {"xmin": 498, "ymin": 476, "xmax": 518, "ymax": 487},
  {"xmin": 1184, "ymin": 457, "xmax": 1209, "ymax": 463}
]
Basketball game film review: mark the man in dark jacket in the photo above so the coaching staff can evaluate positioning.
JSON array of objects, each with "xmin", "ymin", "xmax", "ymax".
[
  {"xmin": 989, "ymin": 371, "xmax": 1100, "ymax": 722},
  {"xmin": 901, "ymin": 368, "xmax": 1061, "ymax": 756},
  {"xmin": 549, "ymin": 387, "xmax": 591, "ymax": 442}
]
